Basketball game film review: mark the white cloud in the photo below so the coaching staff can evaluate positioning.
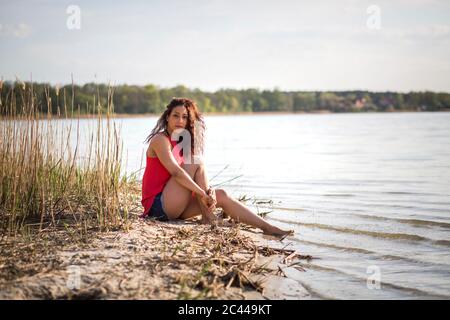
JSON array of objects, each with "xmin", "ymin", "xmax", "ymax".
[{"xmin": 0, "ymin": 23, "xmax": 32, "ymax": 38}]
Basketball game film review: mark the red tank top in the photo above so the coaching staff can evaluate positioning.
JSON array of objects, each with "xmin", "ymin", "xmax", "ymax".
[{"xmin": 141, "ymin": 133, "xmax": 184, "ymax": 218}]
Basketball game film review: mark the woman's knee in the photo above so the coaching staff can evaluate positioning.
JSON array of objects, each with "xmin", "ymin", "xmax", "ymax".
[
  {"xmin": 215, "ymin": 188, "xmax": 229, "ymax": 206},
  {"xmin": 181, "ymin": 162, "xmax": 204, "ymax": 178}
]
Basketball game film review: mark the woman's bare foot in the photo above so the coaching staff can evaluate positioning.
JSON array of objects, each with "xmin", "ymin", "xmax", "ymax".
[
  {"xmin": 200, "ymin": 213, "xmax": 218, "ymax": 225},
  {"xmin": 197, "ymin": 190, "xmax": 218, "ymax": 226},
  {"xmin": 263, "ymin": 226, "xmax": 294, "ymax": 238},
  {"xmin": 198, "ymin": 200, "xmax": 218, "ymax": 226}
]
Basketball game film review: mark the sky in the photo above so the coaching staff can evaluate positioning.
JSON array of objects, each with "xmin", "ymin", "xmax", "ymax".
[{"xmin": 1, "ymin": 0, "xmax": 450, "ymax": 92}]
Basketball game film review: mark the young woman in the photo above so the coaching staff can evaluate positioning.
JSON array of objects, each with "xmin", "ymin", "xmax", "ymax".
[{"xmin": 141, "ymin": 98, "xmax": 293, "ymax": 237}]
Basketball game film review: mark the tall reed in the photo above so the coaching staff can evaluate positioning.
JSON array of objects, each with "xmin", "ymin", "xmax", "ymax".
[{"xmin": 0, "ymin": 80, "xmax": 132, "ymax": 236}]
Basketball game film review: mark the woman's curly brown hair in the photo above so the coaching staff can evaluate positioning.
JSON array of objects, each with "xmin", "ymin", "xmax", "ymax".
[{"xmin": 144, "ymin": 98, "xmax": 206, "ymax": 160}]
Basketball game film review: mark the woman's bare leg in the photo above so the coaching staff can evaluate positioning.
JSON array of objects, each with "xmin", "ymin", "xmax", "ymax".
[
  {"xmin": 178, "ymin": 163, "xmax": 215, "ymax": 221},
  {"xmin": 215, "ymin": 188, "xmax": 293, "ymax": 236},
  {"xmin": 164, "ymin": 163, "xmax": 293, "ymax": 236},
  {"xmin": 162, "ymin": 163, "xmax": 202, "ymax": 219}
]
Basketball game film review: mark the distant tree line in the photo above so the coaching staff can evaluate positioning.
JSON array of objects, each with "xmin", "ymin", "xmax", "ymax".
[{"xmin": 1, "ymin": 81, "xmax": 450, "ymax": 116}]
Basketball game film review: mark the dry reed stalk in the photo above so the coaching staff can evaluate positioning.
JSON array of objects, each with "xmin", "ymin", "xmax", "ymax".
[{"xmin": 0, "ymin": 80, "xmax": 133, "ymax": 237}]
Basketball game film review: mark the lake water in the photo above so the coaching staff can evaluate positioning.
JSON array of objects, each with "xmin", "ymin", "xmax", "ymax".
[{"xmin": 69, "ymin": 112, "xmax": 450, "ymax": 299}]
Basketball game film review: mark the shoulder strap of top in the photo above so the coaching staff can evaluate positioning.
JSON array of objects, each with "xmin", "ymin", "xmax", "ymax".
[{"xmin": 163, "ymin": 131, "xmax": 177, "ymax": 146}]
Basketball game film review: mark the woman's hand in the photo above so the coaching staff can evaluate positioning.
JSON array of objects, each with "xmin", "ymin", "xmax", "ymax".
[
  {"xmin": 198, "ymin": 189, "xmax": 217, "ymax": 225},
  {"xmin": 206, "ymin": 188, "xmax": 217, "ymax": 210},
  {"xmin": 200, "ymin": 189, "xmax": 217, "ymax": 213}
]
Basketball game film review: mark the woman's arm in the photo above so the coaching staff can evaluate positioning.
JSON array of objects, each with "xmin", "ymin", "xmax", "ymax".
[{"xmin": 150, "ymin": 134, "xmax": 208, "ymax": 198}]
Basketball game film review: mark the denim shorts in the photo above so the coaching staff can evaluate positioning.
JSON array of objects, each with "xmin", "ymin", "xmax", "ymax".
[{"xmin": 146, "ymin": 192, "xmax": 169, "ymax": 221}]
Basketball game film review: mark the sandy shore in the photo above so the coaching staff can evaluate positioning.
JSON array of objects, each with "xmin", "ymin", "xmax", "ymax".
[{"xmin": 0, "ymin": 212, "xmax": 313, "ymax": 300}]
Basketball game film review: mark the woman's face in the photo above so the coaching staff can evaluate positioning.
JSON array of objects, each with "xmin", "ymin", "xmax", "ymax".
[{"xmin": 166, "ymin": 105, "xmax": 188, "ymax": 134}]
